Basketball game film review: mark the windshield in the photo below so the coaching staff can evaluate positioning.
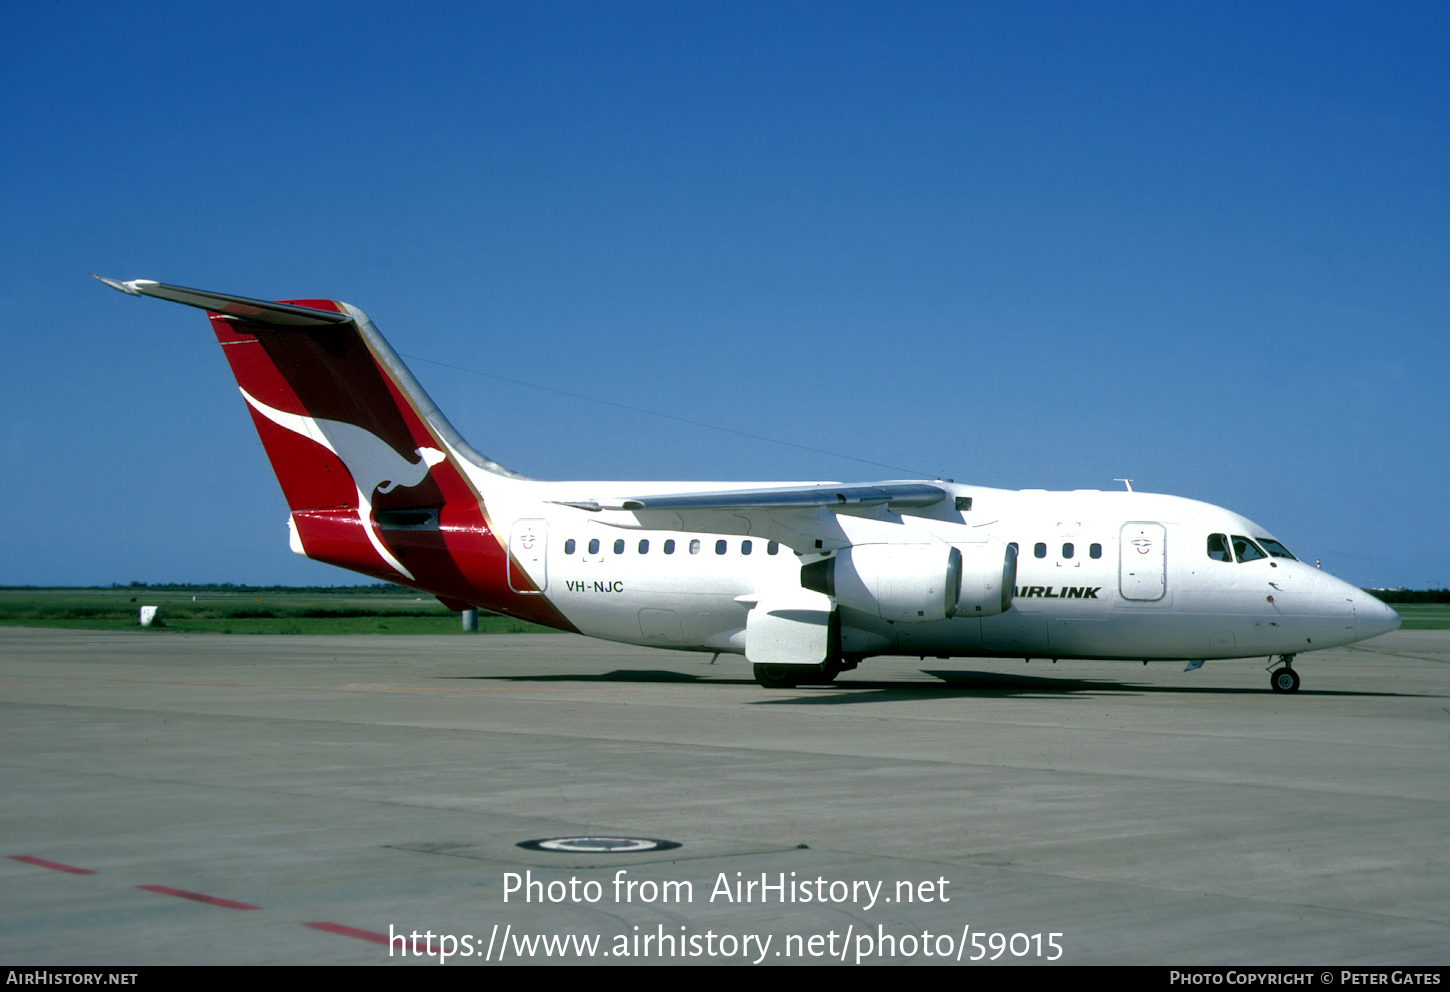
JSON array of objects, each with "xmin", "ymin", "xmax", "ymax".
[
  {"xmin": 1255, "ymin": 537, "xmax": 1297, "ymax": 560},
  {"xmin": 1232, "ymin": 535, "xmax": 1267, "ymax": 563}
]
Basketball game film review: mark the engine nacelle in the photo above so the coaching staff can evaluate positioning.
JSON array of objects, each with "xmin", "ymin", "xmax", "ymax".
[
  {"xmin": 801, "ymin": 541, "xmax": 1016, "ymax": 622},
  {"xmin": 801, "ymin": 543, "xmax": 958, "ymax": 623},
  {"xmin": 955, "ymin": 540, "xmax": 1016, "ymax": 617}
]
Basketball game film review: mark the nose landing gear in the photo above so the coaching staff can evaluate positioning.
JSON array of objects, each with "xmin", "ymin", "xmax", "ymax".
[{"xmin": 1268, "ymin": 654, "xmax": 1300, "ymax": 693}]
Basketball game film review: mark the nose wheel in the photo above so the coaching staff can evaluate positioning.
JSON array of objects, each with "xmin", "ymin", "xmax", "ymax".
[{"xmin": 1268, "ymin": 655, "xmax": 1300, "ymax": 693}]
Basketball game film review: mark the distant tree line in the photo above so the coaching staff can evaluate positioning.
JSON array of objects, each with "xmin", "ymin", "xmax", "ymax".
[
  {"xmin": 0, "ymin": 582, "xmax": 411, "ymax": 594},
  {"xmin": 1363, "ymin": 589, "xmax": 1450, "ymax": 604}
]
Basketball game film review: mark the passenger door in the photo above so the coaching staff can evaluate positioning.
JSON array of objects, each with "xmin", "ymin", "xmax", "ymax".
[
  {"xmin": 508, "ymin": 518, "xmax": 548, "ymax": 593},
  {"xmin": 1119, "ymin": 522, "xmax": 1166, "ymax": 601}
]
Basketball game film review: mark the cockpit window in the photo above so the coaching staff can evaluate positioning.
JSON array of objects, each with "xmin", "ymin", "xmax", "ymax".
[
  {"xmin": 1232, "ymin": 535, "xmax": 1266, "ymax": 563},
  {"xmin": 1255, "ymin": 538, "xmax": 1297, "ymax": 560},
  {"xmin": 1207, "ymin": 534, "xmax": 1232, "ymax": 562}
]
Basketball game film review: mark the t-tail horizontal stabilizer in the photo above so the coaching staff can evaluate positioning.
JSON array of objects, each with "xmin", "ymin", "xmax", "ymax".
[{"xmin": 91, "ymin": 275, "xmax": 353, "ymax": 327}]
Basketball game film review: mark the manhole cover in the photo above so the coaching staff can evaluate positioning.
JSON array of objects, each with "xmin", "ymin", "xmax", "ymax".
[{"xmin": 518, "ymin": 837, "xmax": 680, "ymax": 853}]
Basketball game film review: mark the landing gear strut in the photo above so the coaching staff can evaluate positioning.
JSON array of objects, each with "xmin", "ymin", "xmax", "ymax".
[{"xmin": 1268, "ymin": 654, "xmax": 1300, "ymax": 693}]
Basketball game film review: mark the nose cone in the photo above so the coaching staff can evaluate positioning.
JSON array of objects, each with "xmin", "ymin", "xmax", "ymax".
[{"xmin": 1355, "ymin": 593, "xmax": 1402, "ymax": 641}]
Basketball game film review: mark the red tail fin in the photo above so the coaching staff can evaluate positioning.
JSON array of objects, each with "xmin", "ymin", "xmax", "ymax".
[{"xmin": 98, "ymin": 277, "xmax": 575, "ymax": 631}]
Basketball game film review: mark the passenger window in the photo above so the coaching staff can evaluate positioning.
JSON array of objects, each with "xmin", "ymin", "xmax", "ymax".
[
  {"xmin": 715, "ymin": 539, "xmax": 727, "ymax": 555},
  {"xmin": 1034, "ymin": 543, "xmax": 1047, "ymax": 559},
  {"xmin": 564, "ymin": 539, "xmax": 576, "ymax": 555},
  {"xmin": 689, "ymin": 539, "xmax": 701, "ymax": 555},
  {"xmin": 1207, "ymin": 534, "xmax": 1232, "ymax": 562},
  {"xmin": 1256, "ymin": 538, "xmax": 1297, "ymax": 560},
  {"xmin": 741, "ymin": 540, "xmax": 752, "ymax": 555},
  {"xmin": 638, "ymin": 539, "xmax": 649, "ymax": 554},
  {"xmin": 613, "ymin": 539, "xmax": 625, "ymax": 555},
  {"xmin": 1089, "ymin": 543, "xmax": 1102, "ymax": 559},
  {"xmin": 1232, "ymin": 535, "xmax": 1266, "ymax": 563},
  {"xmin": 588, "ymin": 538, "xmax": 600, "ymax": 555},
  {"xmin": 1062, "ymin": 543, "xmax": 1074, "ymax": 559},
  {"xmin": 767, "ymin": 541, "xmax": 779, "ymax": 555},
  {"xmin": 664, "ymin": 539, "xmax": 675, "ymax": 555}
]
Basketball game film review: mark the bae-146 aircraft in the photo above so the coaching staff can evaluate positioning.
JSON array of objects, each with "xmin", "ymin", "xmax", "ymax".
[{"xmin": 98, "ymin": 276, "xmax": 1400, "ymax": 692}]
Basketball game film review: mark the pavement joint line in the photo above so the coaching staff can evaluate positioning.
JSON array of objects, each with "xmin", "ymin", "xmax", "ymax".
[
  {"xmin": 2, "ymin": 702, "xmax": 1432, "ymax": 760},
  {"xmin": 2, "ymin": 704, "xmax": 1443, "ymax": 780},
  {"xmin": 1345, "ymin": 647, "xmax": 1450, "ymax": 663}
]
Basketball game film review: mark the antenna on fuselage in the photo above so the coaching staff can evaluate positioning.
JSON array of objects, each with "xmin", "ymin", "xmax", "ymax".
[{"xmin": 1113, "ymin": 479, "xmax": 1134, "ymax": 492}]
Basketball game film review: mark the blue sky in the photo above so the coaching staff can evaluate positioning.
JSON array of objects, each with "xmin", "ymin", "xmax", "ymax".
[{"xmin": 1, "ymin": 1, "xmax": 1445, "ymax": 588}]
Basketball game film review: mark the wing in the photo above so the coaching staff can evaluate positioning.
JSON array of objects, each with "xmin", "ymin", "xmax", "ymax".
[
  {"xmin": 554, "ymin": 482, "xmax": 947, "ymax": 513},
  {"xmin": 552, "ymin": 482, "xmax": 953, "ymax": 556}
]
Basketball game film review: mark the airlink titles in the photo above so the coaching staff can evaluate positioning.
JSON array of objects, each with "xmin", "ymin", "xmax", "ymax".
[{"xmin": 1015, "ymin": 586, "xmax": 1101, "ymax": 599}]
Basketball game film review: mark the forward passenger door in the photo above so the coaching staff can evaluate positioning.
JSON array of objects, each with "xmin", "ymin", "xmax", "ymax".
[{"xmin": 1119, "ymin": 522, "xmax": 1166, "ymax": 601}]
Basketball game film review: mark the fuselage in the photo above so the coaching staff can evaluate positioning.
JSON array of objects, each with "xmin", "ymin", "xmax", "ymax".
[{"xmin": 478, "ymin": 479, "xmax": 1399, "ymax": 663}]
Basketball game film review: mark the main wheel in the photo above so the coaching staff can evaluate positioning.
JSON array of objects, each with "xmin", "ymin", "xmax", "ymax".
[
  {"xmin": 1270, "ymin": 667, "xmax": 1300, "ymax": 693},
  {"xmin": 753, "ymin": 663, "xmax": 802, "ymax": 689}
]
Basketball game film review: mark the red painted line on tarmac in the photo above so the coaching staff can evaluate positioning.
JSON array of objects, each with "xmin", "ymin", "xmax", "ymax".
[
  {"xmin": 304, "ymin": 922, "xmax": 430, "ymax": 953},
  {"xmin": 136, "ymin": 884, "xmax": 261, "ymax": 909},
  {"xmin": 8, "ymin": 855, "xmax": 97, "ymax": 875},
  {"xmin": 304, "ymin": 922, "xmax": 389, "ymax": 945}
]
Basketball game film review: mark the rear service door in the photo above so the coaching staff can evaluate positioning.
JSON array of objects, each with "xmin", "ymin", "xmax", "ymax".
[
  {"xmin": 508, "ymin": 519, "xmax": 548, "ymax": 593},
  {"xmin": 1119, "ymin": 522, "xmax": 1166, "ymax": 601}
]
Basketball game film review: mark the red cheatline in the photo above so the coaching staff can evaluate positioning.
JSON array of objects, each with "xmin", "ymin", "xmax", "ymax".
[
  {"xmin": 8, "ymin": 855, "xmax": 97, "ymax": 875},
  {"xmin": 136, "ymin": 884, "xmax": 261, "ymax": 910},
  {"xmin": 304, "ymin": 922, "xmax": 430, "ymax": 953}
]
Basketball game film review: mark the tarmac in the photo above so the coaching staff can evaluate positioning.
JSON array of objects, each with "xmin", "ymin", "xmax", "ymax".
[{"xmin": 1, "ymin": 625, "xmax": 1446, "ymax": 966}]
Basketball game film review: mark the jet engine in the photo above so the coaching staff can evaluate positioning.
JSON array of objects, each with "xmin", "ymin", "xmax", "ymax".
[{"xmin": 801, "ymin": 541, "xmax": 1015, "ymax": 622}]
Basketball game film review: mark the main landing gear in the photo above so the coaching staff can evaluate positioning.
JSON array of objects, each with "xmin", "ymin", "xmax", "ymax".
[
  {"xmin": 1268, "ymin": 655, "xmax": 1300, "ymax": 693},
  {"xmin": 753, "ymin": 656, "xmax": 859, "ymax": 689},
  {"xmin": 753, "ymin": 662, "xmax": 832, "ymax": 689}
]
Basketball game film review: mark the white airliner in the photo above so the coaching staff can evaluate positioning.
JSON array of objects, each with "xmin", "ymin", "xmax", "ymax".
[{"xmin": 98, "ymin": 276, "xmax": 1401, "ymax": 692}]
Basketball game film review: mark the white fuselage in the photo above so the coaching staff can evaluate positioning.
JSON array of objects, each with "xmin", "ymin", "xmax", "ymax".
[{"xmin": 478, "ymin": 477, "xmax": 1398, "ymax": 663}]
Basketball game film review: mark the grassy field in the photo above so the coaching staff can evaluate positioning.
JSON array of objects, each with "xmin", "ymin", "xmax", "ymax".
[
  {"xmin": 1387, "ymin": 603, "xmax": 1450, "ymax": 630},
  {"xmin": 0, "ymin": 587, "xmax": 555, "ymax": 635}
]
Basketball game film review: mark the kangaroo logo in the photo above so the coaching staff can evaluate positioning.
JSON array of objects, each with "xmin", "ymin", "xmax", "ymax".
[
  {"xmin": 240, "ymin": 388, "xmax": 446, "ymax": 579},
  {"xmin": 306, "ymin": 417, "xmax": 447, "ymax": 496}
]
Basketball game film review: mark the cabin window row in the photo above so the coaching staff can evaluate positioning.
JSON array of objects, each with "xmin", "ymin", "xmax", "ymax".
[
  {"xmin": 1027, "ymin": 542, "xmax": 1103, "ymax": 560},
  {"xmin": 565, "ymin": 538, "xmax": 780, "ymax": 557}
]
